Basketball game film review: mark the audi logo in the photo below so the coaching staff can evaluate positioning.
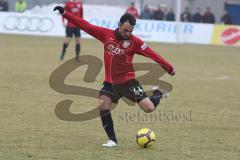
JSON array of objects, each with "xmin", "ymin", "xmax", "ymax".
[{"xmin": 3, "ymin": 16, "xmax": 54, "ymax": 32}]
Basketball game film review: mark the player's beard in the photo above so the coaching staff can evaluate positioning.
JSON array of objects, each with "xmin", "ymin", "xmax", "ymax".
[{"xmin": 115, "ymin": 28, "xmax": 129, "ymax": 40}]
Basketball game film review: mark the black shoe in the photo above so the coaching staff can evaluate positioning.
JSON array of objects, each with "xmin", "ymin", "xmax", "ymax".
[
  {"xmin": 75, "ymin": 56, "xmax": 80, "ymax": 61},
  {"xmin": 152, "ymin": 86, "xmax": 169, "ymax": 98},
  {"xmin": 60, "ymin": 54, "xmax": 64, "ymax": 61}
]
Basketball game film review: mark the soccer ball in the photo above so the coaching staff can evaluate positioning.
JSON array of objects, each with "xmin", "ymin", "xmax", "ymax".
[{"xmin": 136, "ymin": 128, "xmax": 156, "ymax": 148}]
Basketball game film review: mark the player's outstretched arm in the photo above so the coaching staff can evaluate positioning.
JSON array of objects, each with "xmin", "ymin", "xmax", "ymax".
[
  {"xmin": 135, "ymin": 41, "xmax": 175, "ymax": 76},
  {"xmin": 144, "ymin": 47, "xmax": 175, "ymax": 76},
  {"xmin": 53, "ymin": 6, "xmax": 107, "ymax": 42}
]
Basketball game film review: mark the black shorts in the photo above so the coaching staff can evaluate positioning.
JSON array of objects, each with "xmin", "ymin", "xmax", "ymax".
[
  {"xmin": 99, "ymin": 79, "xmax": 148, "ymax": 103},
  {"xmin": 66, "ymin": 26, "xmax": 81, "ymax": 38}
]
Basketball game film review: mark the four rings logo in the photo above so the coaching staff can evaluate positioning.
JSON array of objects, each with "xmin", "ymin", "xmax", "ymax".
[{"xmin": 3, "ymin": 16, "xmax": 54, "ymax": 32}]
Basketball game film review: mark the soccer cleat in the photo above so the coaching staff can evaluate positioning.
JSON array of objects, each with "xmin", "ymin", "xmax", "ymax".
[
  {"xmin": 102, "ymin": 140, "xmax": 118, "ymax": 148},
  {"xmin": 152, "ymin": 86, "xmax": 170, "ymax": 98},
  {"xmin": 152, "ymin": 85, "xmax": 159, "ymax": 91},
  {"xmin": 60, "ymin": 54, "xmax": 64, "ymax": 61},
  {"xmin": 75, "ymin": 55, "xmax": 80, "ymax": 61}
]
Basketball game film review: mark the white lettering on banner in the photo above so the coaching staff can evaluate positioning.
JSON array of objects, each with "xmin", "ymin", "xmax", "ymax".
[
  {"xmin": 89, "ymin": 18, "xmax": 118, "ymax": 29},
  {"xmin": 134, "ymin": 21, "xmax": 193, "ymax": 34},
  {"xmin": 88, "ymin": 18, "xmax": 194, "ymax": 34},
  {"xmin": 0, "ymin": 12, "xmax": 213, "ymax": 45},
  {"xmin": 85, "ymin": 17, "xmax": 213, "ymax": 44},
  {"xmin": 220, "ymin": 28, "xmax": 240, "ymax": 45},
  {"xmin": 222, "ymin": 31, "xmax": 240, "ymax": 42}
]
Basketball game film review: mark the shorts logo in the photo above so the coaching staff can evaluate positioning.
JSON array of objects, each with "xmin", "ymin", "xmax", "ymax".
[
  {"xmin": 105, "ymin": 43, "xmax": 124, "ymax": 56},
  {"xmin": 122, "ymin": 40, "xmax": 132, "ymax": 49},
  {"xmin": 130, "ymin": 86, "xmax": 144, "ymax": 96}
]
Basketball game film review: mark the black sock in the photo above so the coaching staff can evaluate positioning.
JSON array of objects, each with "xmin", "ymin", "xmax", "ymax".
[
  {"xmin": 75, "ymin": 44, "xmax": 81, "ymax": 57},
  {"xmin": 100, "ymin": 110, "xmax": 117, "ymax": 143},
  {"xmin": 150, "ymin": 90, "xmax": 162, "ymax": 108},
  {"xmin": 61, "ymin": 43, "xmax": 68, "ymax": 58}
]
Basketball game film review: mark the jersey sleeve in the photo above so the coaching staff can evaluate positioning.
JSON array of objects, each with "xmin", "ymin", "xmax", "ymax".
[
  {"xmin": 62, "ymin": 3, "xmax": 68, "ymax": 25},
  {"xmin": 63, "ymin": 11, "xmax": 107, "ymax": 42},
  {"xmin": 80, "ymin": 7, "xmax": 83, "ymax": 18},
  {"xmin": 134, "ymin": 37, "xmax": 175, "ymax": 74},
  {"xmin": 80, "ymin": 4, "xmax": 83, "ymax": 18}
]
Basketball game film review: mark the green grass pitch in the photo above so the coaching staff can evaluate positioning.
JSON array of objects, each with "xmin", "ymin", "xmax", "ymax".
[{"xmin": 0, "ymin": 34, "xmax": 240, "ymax": 160}]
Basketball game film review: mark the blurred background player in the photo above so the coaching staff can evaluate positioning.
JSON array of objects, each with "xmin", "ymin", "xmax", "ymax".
[
  {"xmin": 60, "ymin": 0, "xmax": 83, "ymax": 60},
  {"xmin": 126, "ymin": 2, "xmax": 139, "ymax": 18}
]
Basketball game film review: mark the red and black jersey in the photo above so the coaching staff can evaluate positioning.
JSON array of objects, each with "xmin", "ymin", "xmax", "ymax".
[
  {"xmin": 63, "ymin": 0, "xmax": 83, "ymax": 27},
  {"xmin": 63, "ymin": 11, "xmax": 174, "ymax": 84},
  {"xmin": 126, "ymin": 7, "xmax": 139, "ymax": 18}
]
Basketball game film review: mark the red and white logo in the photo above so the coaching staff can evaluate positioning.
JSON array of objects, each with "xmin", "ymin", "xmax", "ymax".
[
  {"xmin": 105, "ymin": 43, "xmax": 124, "ymax": 56},
  {"xmin": 221, "ymin": 28, "xmax": 240, "ymax": 45},
  {"xmin": 121, "ymin": 40, "xmax": 132, "ymax": 49}
]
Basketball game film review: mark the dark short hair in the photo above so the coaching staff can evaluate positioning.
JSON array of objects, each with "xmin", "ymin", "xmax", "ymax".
[{"xmin": 119, "ymin": 13, "xmax": 136, "ymax": 26}]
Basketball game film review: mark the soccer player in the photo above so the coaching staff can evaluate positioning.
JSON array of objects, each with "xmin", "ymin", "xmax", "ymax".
[
  {"xmin": 60, "ymin": 0, "xmax": 83, "ymax": 60},
  {"xmin": 54, "ymin": 6, "xmax": 175, "ymax": 147},
  {"xmin": 126, "ymin": 2, "xmax": 139, "ymax": 18}
]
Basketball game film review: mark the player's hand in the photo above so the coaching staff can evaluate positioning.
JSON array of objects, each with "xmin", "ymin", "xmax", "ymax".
[
  {"xmin": 53, "ymin": 6, "xmax": 64, "ymax": 15},
  {"xmin": 169, "ymin": 67, "xmax": 176, "ymax": 76}
]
